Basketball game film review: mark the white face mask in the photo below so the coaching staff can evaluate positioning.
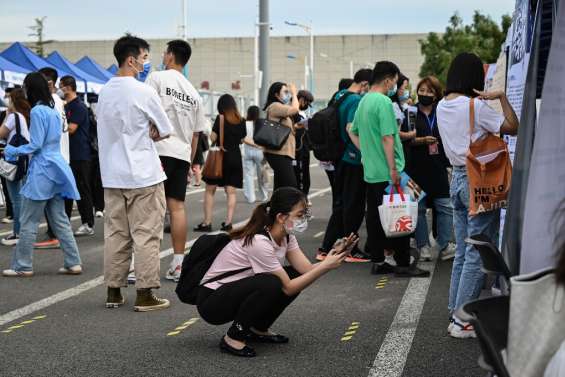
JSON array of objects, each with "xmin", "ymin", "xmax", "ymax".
[{"xmin": 284, "ymin": 216, "xmax": 309, "ymax": 235}]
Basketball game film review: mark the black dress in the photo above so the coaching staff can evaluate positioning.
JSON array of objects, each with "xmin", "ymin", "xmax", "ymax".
[
  {"xmin": 203, "ymin": 116, "xmax": 246, "ymax": 188},
  {"xmin": 405, "ymin": 105, "xmax": 451, "ymax": 200}
]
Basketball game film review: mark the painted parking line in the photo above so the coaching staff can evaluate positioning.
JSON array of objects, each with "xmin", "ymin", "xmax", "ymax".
[
  {"xmin": 1, "ymin": 314, "xmax": 47, "ymax": 334},
  {"xmin": 314, "ymin": 231, "xmax": 325, "ymax": 239},
  {"xmin": 375, "ymin": 277, "xmax": 388, "ymax": 289},
  {"xmin": 367, "ymin": 260, "xmax": 437, "ymax": 377},
  {"xmin": 0, "ymin": 187, "xmax": 332, "ymax": 327},
  {"xmin": 341, "ymin": 321, "xmax": 360, "ymax": 342},
  {"xmin": 167, "ymin": 317, "xmax": 199, "ymax": 336}
]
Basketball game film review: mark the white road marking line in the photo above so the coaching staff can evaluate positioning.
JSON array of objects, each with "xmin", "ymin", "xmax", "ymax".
[
  {"xmin": 314, "ymin": 231, "xmax": 324, "ymax": 238},
  {"xmin": 0, "ymin": 187, "xmax": 331, "ymax": 327},
  {"xmin": 367, "ymin": 259, "xmax": 438, "ymax": 377},
  {"xmin": 0, "ymin": 216, "xmax": 81, "ymax": 238}
]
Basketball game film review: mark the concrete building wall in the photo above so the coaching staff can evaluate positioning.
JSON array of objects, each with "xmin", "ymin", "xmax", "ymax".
[{"xmin": 0, "ymin": 33, "xmax": 427, "ymax": 102}]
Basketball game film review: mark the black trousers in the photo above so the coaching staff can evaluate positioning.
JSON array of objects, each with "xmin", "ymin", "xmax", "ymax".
[
  {"xmin": 293, "ymin": 151, "xmax": 311, "ymax": 196},
  {"xmin": 91, "ymin": 155, "xmax": 104, "ymax": 212},
  {"xmin": 265, "ymin": 153, "xmax": 297, "ymax": 190},
  {"xmin": 197, "ymin": 266, "xmax": 300, "ymax": 338},
  {"xmin": 1, "ymin": 176, "xmax": 13, "ymax": 218},
  {"xmin": 364, "ymin": 182, "xmax": 411, "ymax": 267},
  {"xmin": 65, "ymin": 160, "xmax": 94, "ymax": 227},
  {"xmin": 322, "ymin": 162, "xmax": 367, "ymax": 251}
]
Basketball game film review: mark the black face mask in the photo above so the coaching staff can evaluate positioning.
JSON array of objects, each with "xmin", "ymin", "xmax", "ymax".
[{"xmin": 418, "ymin": 95, "xmax": 435, "ymax": 107}]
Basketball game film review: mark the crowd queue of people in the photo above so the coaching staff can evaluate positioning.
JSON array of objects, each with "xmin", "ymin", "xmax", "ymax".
[{"xmin": 8, "ymin": 34, "xmax": 564, "ymax": 361}]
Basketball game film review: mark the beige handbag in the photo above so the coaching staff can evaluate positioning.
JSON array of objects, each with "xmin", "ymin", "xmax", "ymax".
[{"xmin": 507, "ymin": 268, "xmax": 565, "ymax": 377}]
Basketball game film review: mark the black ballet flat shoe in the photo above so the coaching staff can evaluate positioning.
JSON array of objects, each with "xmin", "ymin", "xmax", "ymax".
[
  {"xmin": 193, "ymin": 223, "xmax": 212, "ymax": 232},
  {"xmin": 219, "ymin": 337, "xmax": 256, "ymax": 357},
  {"xmin": 247, "ymin": 332, "xmax": 289, "ymax": 344}
]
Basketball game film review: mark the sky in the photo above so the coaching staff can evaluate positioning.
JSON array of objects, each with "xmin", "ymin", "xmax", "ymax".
[{"xmin": 0, "ymin": 0, "xmax": 516, "ymax": 42}]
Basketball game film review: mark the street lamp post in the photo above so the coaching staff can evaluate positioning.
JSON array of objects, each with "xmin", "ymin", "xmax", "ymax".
[{"xmin": 285, "ymin": 21, "xmax": 314, "ymax": 94}]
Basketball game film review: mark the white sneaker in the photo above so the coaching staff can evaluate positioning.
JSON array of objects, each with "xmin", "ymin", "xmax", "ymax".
[
  {"xmin": 3, "ymin": 269, "xmax": 33, "ymax": 277},
  {"xmin": 127, "ymin": 271, "xmax": 136, "ymax": 285},
  {"xmin": 419, "ymin": 246, "xmax": 432, "ymax": 261},
  {"xmin": 1, "ymin": 234, "xmax": 19, "ymax": 246},
  {"xmin": 95, "ymin": 211, "xmax": 104, "ymax": 218},
  {"xmin": 440, "ymin": 243, "xmax": 456, "ymax": 261},
  {"xmin": 58, "ymin": 265, "xmax": 82, "ymax": 275},
  {"xmin": 385, "ymin": 254, "xmax": 397, "ymax": 266},
  {"xmin": 450, "ymin": 318, "xmax": 477, "ymax": 339},
  {"xmin": 166, "ymin": 263, "xmax": 182, "ymax": 282},
  {"xmin": 1, "ymin": 217, "xmax": 13, "ymax": 224},
  {"xmin": 74, "ymin": 224, "xmax": 94, "ymax": 237}
]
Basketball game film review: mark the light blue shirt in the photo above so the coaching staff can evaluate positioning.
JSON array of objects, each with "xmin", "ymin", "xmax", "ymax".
[{"xmin": 5, "ymin": 104, "xmax": 79, "ymax": 201}]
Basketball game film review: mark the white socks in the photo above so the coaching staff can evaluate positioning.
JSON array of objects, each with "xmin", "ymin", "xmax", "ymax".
[{"xmin": 172, "ymin": 254, "xmax": 184, "ymax": 267}]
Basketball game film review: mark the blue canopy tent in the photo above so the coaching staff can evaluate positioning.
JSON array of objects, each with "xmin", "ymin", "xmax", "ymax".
[
  {"xmin": 0, "ymin": 55, "xmax": 30, "ymax": 86},
  {"xmin": 46, "ymin": 51, "xmax": 105, "ymax": 94},
  {"xmin": 75, "ymin": 56, "xmax": 114, "ymax": 82},
  {"xmin": 0, "ymin": 42, "xmax": 85, "ymax": 92},
  {"xmin": 107, "ymin": 64, "xmax": 118, "ymax": 75}
]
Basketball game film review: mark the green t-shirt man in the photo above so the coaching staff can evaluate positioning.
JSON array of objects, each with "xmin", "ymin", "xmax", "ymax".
[{"xmin": 350, "ymin": 92, "xmax": 405, "ymax": 183}]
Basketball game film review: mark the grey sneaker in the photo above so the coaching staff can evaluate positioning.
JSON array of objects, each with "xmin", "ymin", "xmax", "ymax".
[
  {"xmin": 419, "ymin": 246, "xmax": 432, "ymax": 261},
  {"xmin": 74, "ymin": 224, "xmax": 94, "ymax": 237},
  {"xmin": 58, "ymin": 265, "xmax": 82, "ymax": 275},
  {"xmin": 440, "ymin": 243, "xmax": 456, "ymax": 261}
]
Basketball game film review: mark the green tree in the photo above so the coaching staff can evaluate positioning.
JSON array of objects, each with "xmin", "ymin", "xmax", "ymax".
[
  {"xmin": 28, "ymin": 17, "xmax": 54, "ymax": 57},
  {"xmin": 419, "ymin": 11, "xmax": 512, "ymax": 84}
]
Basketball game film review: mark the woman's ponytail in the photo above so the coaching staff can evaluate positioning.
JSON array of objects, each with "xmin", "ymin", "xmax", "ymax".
[
  {"xmin": 230, "ymin": 201, "xmax": 273, "ymax": 246},
  {"xmin": 230, "ymin": 187, "xmax": 306, "ymax": 246}
]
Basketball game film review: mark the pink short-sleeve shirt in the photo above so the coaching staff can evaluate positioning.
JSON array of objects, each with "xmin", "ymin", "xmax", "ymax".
[{"xmin": 201, "ymin": 233, "xmax": 300, "ymax": 290}]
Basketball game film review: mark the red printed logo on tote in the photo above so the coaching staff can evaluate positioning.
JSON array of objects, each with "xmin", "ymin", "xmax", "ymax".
[{"xmin": 395, "ymin": 216, "xmax": 413, "ymax": 232}]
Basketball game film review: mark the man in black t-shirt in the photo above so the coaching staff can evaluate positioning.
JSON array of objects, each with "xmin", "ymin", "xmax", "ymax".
[{"xmin": 59, "ymin": 76, "xmax": 95, "ymax": 236}]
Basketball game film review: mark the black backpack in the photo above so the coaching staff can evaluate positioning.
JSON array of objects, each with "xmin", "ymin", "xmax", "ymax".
[
  {"xmin": 307, "ymin": 91, "xmax": 354, "ymax": 162},
  {"xmin": 175, "ymin": 233, "xmax": 249, "ymax": 305},
  {"xmin": 10, "ymin": 114, "xmax": 29, "ymax": 181}
]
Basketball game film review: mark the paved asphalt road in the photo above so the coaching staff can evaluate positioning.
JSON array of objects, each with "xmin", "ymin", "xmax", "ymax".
[{"xmin": 0, "ymin": 165, "xmax": 483, "ymax": 377}]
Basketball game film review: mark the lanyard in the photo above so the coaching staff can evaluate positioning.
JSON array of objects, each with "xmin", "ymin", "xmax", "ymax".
[{"xmin": 424, "ymin": 112, "xmax": 436, "ymax": 134}]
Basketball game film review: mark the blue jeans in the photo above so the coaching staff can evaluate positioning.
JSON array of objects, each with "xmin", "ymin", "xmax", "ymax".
[
  {"xmin": 243, "ymin": 146, "xmax": 268, "ymax": 203},
  {"xmin": 448, "ymin": 167, "xmax": 500, "ymax": 312},
  {"xmin": 415, "ymin": 197, "xmax": 453, "ymax": 250},
  {"xmin": 5, "ymin": 179, "xmax": 22, "ymax": 235},
  {"xmin": 10, "ymin": 196, "xmax": 81, "ymax": 272}
]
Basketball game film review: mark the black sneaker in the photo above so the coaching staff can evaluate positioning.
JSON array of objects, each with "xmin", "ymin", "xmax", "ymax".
[
  {"xmin": 221, "ymin": 222, "xmax": 233, "ymax": 232},
  {"xmin": 395, "ymin": 266, "xmax": 431, "ymax": 278},
  {"xmin": 164, "ymin": 224, "xmax": 171, "ymax": 234},
  {"xmin": 370, "ymin": 262, "xmax": 395, "ymax": 275},
  {"xmin": 193, "ymin": 223, "xmax": 212, "ymax": 232}
]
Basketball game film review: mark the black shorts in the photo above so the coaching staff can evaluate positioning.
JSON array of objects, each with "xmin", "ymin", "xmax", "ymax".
[{"xmin": 160, "ymin": 156, "xmax": 190, "ymax": 201}]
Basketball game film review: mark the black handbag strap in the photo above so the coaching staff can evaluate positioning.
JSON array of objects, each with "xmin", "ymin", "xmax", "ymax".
[
  {"xmin": 200, "ymin": 267, "xmax": 251, "ymax": 286},
  {"xmin": 14, "ymin": 113, "xmax": 21, "ymax": 137}
]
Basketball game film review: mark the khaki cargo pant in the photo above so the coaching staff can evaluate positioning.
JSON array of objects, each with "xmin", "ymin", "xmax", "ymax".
[{"xmin": 103, "ymin": 183, "xmax": 166, "ymax": 289}]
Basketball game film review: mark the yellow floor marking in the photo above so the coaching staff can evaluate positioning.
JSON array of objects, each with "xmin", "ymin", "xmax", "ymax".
[
  {"xmin": 341, "ymin": 336, "xmax": 353, "ymax": 341},
  {"xmin": 175, "ymin": 326, "xmax": 188, "ymax": 331},
  {"xmin": 351, "ymin": 322, "xmax": 360, "ymax": 325},
  {"xmin": 20, "ymin": 320, "xmax": 35, "ymax": 324},
  {"xmin": 32, "ymin": 315, "xmax": 46, "ymax": 320},
  {"xmin": 376, "ymin": 286, "xmax": 385, "ymax": 289},
  {"xmin": 1, "ymin": 330, "xmax": 12, "ymax": 333},
  {"xmin": 348, "ymin": 326, "xmax": 359, "ymax": 330},
  {"xmin": 344, "ymin": 331, "xmax": 356, "ymax": 336},
  {"xmin": 8, "ymin": 325, "xmax": 24, "ymax": 329},
  {"xmin": 167, "ymin": 331, "xmax": 181, "ymax": 336}
]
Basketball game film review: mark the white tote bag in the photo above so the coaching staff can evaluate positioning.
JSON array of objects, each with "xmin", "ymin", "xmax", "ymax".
[
  {"xmin": 378, "ymin": 185, "xmax": 418, "ymax": 238},
  {"xmin": 507, "ymin": 268, "xmax": 565, "ymax": 377}
]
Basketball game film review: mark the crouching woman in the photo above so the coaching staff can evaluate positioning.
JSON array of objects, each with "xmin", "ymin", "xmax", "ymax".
[{"xmin": 197, "ymin": 187, "xmax": 357, "ymax": 357}]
